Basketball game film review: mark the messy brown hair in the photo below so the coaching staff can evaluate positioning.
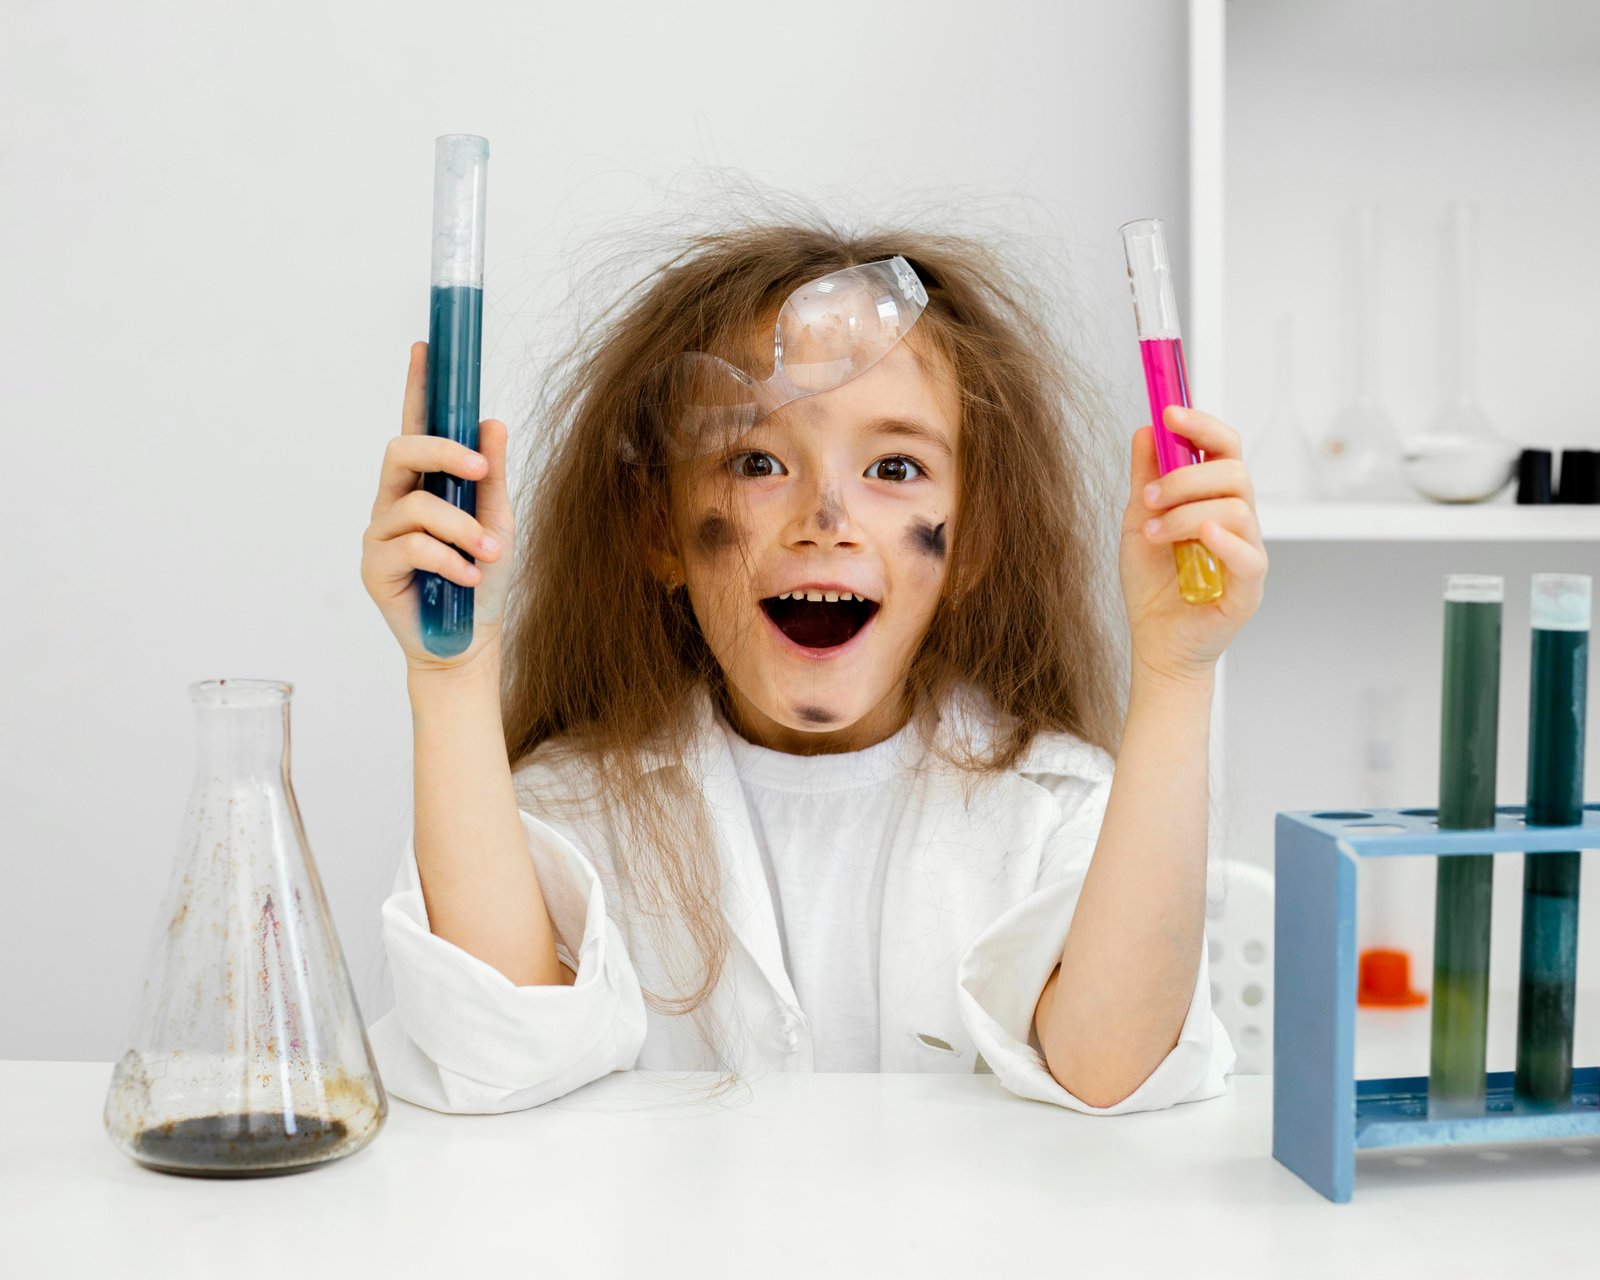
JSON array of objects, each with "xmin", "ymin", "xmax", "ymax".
[{"xmin": 498, "ymin": 193, "xmax": 1129, "ymax": 1076}]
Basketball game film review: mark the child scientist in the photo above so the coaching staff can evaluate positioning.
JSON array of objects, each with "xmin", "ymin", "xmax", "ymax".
[{"xmin": 358, "ymin": 220, "xmax": 1267, "ymax": 1114}]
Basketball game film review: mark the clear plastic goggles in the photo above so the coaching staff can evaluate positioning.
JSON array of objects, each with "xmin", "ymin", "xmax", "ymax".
[{"xmin": 654, "ymin": 256, "xmax": 929, "ymax": 461}]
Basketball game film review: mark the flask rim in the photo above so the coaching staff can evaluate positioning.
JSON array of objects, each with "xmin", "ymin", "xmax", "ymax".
[{"xmin": 189, "ymin": 678, "xmax": 293, "ymax": 708}]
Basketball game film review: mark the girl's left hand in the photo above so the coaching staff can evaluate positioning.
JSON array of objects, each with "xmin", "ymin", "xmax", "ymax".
[{"xmin": 1119, "ymin": 405, "xmax": 1268, "ymax": 687}]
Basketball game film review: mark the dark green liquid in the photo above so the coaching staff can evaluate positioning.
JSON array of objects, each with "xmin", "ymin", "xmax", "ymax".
[
  {"xmin": 1429, "ymin": 596, "xmax": 1501, "ymax": 1117},
  {"xmin": 132, "ymin": 1111, "xmax": 351, "ymax": 1178},
  {"xmin": 1515, "ymin": 625, "xmax": 1587, "ymax": 1105},
  {"xmin": 1438, "ymin": 599, "xmax": 1501, "ymax": 828},
  {"xmin": 1526, "ymin": 627, "xmax": 1587, "ymax": 827},
  {"xmin": 418, "ymin": 283, "xmax": 483, "ymax": 659}
]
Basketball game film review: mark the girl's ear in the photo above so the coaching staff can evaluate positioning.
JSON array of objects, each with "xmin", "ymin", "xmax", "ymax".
[
  {"xmin": 645, "ymin": 534, "xmax": 685, "ymax": 592},
  {"xmin": 641, "ymin": 490, "xmax": 685, "ymax": 590}
]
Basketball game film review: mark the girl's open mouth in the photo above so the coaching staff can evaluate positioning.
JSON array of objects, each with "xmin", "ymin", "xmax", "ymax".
[{"xmin": 759, "ymin": 593, "xmax": 880, "ymax": 652}]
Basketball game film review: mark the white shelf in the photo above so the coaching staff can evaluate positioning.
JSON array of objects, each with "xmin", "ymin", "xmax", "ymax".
[{"xmin": 1259, "ymin": 501, "xmax": 1600, "ymax": 543}]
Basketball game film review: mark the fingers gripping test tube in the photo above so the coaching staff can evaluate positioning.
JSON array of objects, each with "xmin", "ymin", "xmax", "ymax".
[
  {"xmin": 1120, "ymin": 219, "xmax": 1225, "ymax": 605},
  {"xmin": 418, "ymin": 135, "xmax": 488, "ymax": 658}
]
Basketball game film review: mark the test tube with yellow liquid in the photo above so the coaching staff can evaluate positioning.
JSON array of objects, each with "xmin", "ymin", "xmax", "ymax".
[{"xmin": 1121, "ymin": 218, "xmax": 1225, "ymax": 605}]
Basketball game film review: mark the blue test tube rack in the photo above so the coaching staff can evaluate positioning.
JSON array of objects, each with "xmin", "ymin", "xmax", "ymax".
[{"xmin": 1273, "ymin": 802, "xmax": 1600, "ymax": 1202}]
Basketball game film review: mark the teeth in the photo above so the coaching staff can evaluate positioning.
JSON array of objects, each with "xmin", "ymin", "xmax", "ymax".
[{"xmin": 772, "ymin": 590, "xmax": 872, "ymax": 603}]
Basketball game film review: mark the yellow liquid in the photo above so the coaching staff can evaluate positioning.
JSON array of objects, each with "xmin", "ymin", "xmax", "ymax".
[{"xmin": 1175, "ymin": 540, "xmax": 1225, "ymax": 604}]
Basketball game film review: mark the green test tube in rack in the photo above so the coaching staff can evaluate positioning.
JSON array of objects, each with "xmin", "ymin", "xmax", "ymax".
[
  {"xmin": 1515, "ymin": 574, "xmax": 1591, "ymax": 1105},
  {"xmin": 1429, "ymin": 574, "xmax": 1502, "ymax": 1119}
]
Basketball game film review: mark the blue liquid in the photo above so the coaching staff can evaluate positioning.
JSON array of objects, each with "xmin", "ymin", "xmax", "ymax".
[
  {"xmin": 1515, "ymin": 860, "xmax": 1580, "ymax": 1105},
  {"xmin": 1515, "ymin": 625, "xmax": 1587, "ymax": 1105},
  {"xmin": 418, "ymin": 284, "xmax": 483, "ymax": 658}
]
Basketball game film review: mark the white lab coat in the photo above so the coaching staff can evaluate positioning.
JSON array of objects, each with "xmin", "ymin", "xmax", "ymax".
[{"xmin": 368, "ymin": 682, "xmax": 1234, "ymax": 1114}]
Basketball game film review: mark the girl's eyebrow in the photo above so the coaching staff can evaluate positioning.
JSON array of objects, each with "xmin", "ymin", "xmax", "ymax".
[
  {"xmin": 717, "ymin": 415, "xmax": 953, "ymax": 462},
  {"xmin": 862, "ymin": 415, "xmax": 952, "ymax": 458}
]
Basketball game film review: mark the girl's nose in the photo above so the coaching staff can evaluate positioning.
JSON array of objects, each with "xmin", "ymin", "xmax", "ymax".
[{"xmin": 787, "ymin": 476, "xmax": 856, "ymax": 545}]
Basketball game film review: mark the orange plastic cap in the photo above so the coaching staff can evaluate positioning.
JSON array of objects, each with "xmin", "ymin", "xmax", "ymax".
[{"xmin": 1358, "ymin": 948, "xmax": 1428, "ymax": 1008}]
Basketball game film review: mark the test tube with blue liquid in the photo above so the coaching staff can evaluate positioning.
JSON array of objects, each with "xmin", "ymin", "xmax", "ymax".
[
  {"xmin": 1515, "ymin": 573, "xmax": 1590, "ymax": 1106},
  {"xmin": 418, "ymin": 134, "xmax": 488, "ymax": 658}
]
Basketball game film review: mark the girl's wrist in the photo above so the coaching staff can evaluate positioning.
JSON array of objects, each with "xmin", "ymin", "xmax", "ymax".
[
  {"xmin": 407, "ymin": 643, "xmax": 503, "ymax": 698},
  {"xmin": 1129, "ymin": 653, "xmax": 1216, "ymax": 702}
]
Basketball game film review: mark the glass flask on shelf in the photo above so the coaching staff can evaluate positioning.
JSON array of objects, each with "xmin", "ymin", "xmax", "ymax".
[
  {"xmin": 1250, "ymin": 314, "xmax": 1317, "ymax": 501},
  {"xmin": 103, "ymin": 679, "xmax": 386, "ymax": 1177},
  {"xmin": 1400, "ymin": 201, "xmax": 1519, "ymax": 503},
  {"xmin": 1316, "ymin": 204, "xmax": 1409, "ymax": 501}
]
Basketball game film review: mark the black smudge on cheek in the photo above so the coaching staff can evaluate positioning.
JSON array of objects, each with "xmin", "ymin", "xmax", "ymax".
[
  {"xmin": 694, "ymin": 511, "xmax": 739, "ymax": 557},
  {"xmin": 796, "ymin": 705, "xmax": 836, "ymax": 725},
  {"xmin": 904, "ymin": 519, "xmax": 947, "ymax": 560}
]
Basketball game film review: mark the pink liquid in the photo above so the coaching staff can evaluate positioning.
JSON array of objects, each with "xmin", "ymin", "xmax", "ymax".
[{"xmin": 1138, "ymin": 337, "xmax": 1202, "ymax": 476}]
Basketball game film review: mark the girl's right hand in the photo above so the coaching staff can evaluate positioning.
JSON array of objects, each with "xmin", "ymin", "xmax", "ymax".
[{"xmin": 361, "ymin": 341, "xmax": 516, "ymax": 674}]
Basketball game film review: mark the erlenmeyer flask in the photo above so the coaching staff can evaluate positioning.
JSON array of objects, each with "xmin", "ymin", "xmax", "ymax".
[{"xmin": 104, "ymin": 679, "xmax": 386, "ymax": 1177}]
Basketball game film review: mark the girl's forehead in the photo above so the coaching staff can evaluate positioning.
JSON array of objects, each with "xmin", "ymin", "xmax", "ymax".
[{"xmin": 772, "ymin": 337, "xmax": 960, "ymax": 438}]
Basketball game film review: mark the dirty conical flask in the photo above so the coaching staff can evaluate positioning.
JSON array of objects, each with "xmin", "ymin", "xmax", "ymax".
[{"xmin": 103, "ymin": 679, "xmax": 386, "ymax": 1177}]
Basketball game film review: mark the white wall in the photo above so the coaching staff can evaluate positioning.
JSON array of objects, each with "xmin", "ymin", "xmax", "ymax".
[{"xmin": 1, "ymin": 0, "xmax": 1192, "ymax": 1060}]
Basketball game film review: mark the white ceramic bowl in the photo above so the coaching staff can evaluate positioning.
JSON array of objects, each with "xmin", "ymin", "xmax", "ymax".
[{"xmin": 1400, "ymin": 435, "xmax": 1519, "ymax": 503}]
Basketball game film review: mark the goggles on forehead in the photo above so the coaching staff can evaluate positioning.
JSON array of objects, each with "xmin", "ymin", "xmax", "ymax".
[{"xmin": 642, "ymin": 255, "xmax": 929, "ymax": 462}]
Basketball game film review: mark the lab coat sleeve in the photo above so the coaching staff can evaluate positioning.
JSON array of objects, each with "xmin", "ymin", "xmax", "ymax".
[
  {"xmin": 955, "ymin": 749, "xmax": 1236, "ymax": 1115},
  {"xmin": 367, "ymin": 808, "xmax": 649, "ymax": 1114}
]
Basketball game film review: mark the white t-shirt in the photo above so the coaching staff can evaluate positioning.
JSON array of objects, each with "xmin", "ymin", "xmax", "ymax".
[{"xmin": 714, "ymin": 707, "xmax": 930, "ymax": 1072}]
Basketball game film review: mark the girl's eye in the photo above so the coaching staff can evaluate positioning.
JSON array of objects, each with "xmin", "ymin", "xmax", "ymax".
[
  {"xmin": 866, "ymin": 455, "xmax": 925, "ymax": 483},
  {"xmin": 729, "ymin": 450, "xmax": 786, "ymax": 479}
]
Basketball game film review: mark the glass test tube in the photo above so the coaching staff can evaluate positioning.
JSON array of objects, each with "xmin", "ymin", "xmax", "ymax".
[
  {"xmin": 1120, "ymin": 219, "xmax": 1225, "ymax": 605},
  {"xmin": 1515, "ymin": 573, "xmax": 1590, "ymax": 1106},
  {"xmin": 1428, "ymin": 573, "xmax": 1503, "ymax": 1119},
  {"xmin": 418, "ymin": 135, "xmax": 489, "ymax": 659}
]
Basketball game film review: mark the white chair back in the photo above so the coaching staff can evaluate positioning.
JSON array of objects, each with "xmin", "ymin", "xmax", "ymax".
[{"xmin": 1205, "ymin": 860, "xmax": 1274, "ymax": 1075}]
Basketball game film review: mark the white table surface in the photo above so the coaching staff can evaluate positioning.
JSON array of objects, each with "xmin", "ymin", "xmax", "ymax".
[{"xmin": 3, "ymin": 1061, "xmax": 1596, "ymax": 1279}]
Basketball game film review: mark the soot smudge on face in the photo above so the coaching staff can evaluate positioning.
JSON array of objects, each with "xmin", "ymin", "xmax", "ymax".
[
  {"xmin": 905, "ymin": 518, "xmax": 948, "ymax": 560},
  {"xmin": 796, "ymin": 705, "xmax": 837, "ymax": 725},
  {"xmin": 816, "ymin": 490, "xmax": 844, "ymax": 532},
  {"xmin": 694, "ymin": 510, "xmax": 739, "ymax": 557}
]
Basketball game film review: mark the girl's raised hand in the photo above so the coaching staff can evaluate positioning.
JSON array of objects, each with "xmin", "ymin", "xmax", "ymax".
[
  {"xmin": 360, "ymin": 341, "xmax": 517, "ymax": 674},
  {"xmin": 1119, "ymin": 405, "xmax": 1268, "ymax": 687}
]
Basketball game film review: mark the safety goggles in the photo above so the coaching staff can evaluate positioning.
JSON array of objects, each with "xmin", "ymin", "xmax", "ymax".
[{"xmin": 647, "ymin": 256, "xmax": 929, "ymax": 462}]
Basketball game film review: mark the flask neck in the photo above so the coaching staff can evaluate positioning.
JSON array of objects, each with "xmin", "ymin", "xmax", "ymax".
[{"xmin": 193, "ymin": 701, "xmax": 291, "ymax": 784}]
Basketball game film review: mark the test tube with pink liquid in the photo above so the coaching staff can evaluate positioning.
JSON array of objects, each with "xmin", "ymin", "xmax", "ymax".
[{"xmin": 1120, "ymin": 218, "xmax": 1225, "ymax": 605}]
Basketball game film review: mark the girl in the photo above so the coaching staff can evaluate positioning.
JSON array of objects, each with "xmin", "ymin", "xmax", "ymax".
[{"xmin": 359, "ymin": 219, "xmax": 1267, "ymax": 1115}]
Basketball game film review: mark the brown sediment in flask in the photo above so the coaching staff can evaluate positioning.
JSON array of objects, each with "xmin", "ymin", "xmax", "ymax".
[{"xmin": 132, "ymin": 1112, "xmax": 354, "ymax": 1178}]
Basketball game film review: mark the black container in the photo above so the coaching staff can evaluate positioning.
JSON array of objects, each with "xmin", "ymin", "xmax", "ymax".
[
  {"xmin": 1557, "ymin": 449, "xmax": 1599, "ymax": 504},
  {"xmin": 1517, "ymin": 449, "xmax": 1554, "ymax": 504}
]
